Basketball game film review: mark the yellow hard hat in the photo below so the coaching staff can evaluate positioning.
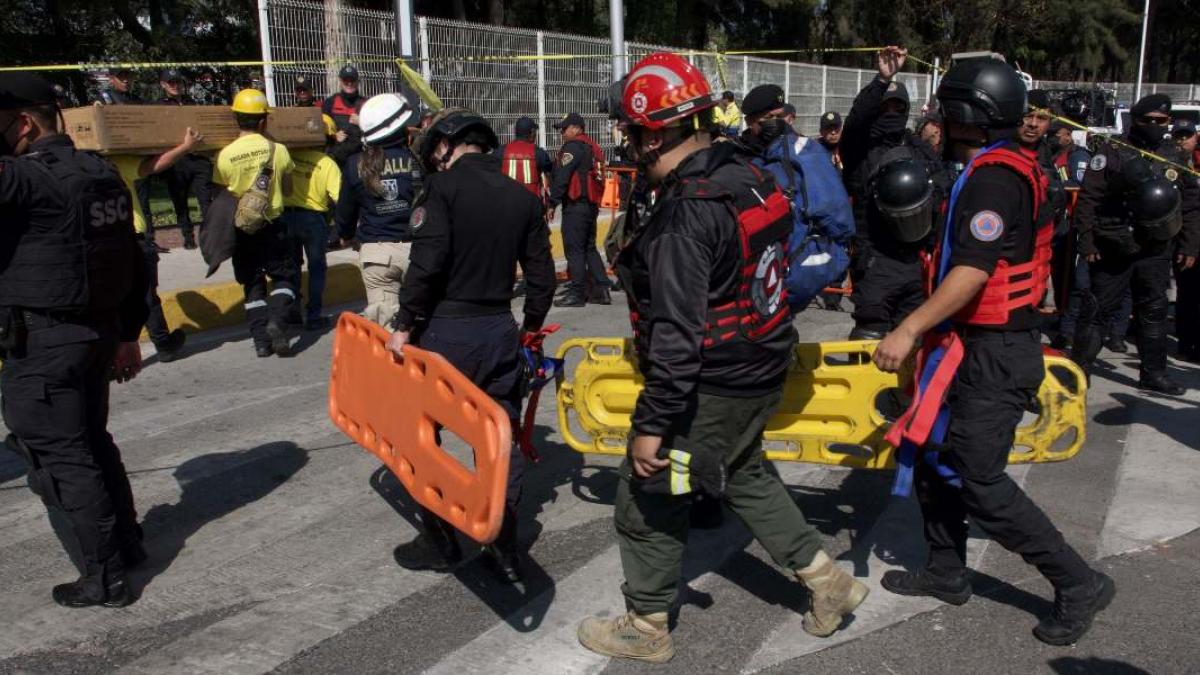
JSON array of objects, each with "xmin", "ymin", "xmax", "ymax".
[
  {"xmin": 231, "ymin": 89, "xmax": 270, "ymax": 115},
  {"xmin": 321, "ymin": 113, "xmax": 337, "ymax": 137}
]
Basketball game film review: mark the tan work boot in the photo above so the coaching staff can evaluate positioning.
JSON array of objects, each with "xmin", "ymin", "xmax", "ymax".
[
  {"xmin": 577, "ymin": 610, "xmax": 674, "ymax": 662},
  {"xmin": 795, "ymin": 550, "xmax": 870, "ymax": 637}
]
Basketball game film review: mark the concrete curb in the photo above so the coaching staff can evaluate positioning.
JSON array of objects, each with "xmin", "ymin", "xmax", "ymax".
[{"xmin": 151, "ymin": 216, "xmax": 614, "ymax": 338}]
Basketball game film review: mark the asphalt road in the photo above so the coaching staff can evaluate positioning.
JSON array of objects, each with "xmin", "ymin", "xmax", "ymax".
[{"xmin": 1, "ymin": 297, "xmax": 1198, "ymax": 675}]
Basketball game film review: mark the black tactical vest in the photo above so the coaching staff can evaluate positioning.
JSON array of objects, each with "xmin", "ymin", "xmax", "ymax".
[{"xmin": 0, "ymin": 142, "xmax": 134, "ymax": 314}]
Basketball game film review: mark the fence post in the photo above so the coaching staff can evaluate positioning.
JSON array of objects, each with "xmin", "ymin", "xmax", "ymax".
[
  {"xmin": 856, "ymin": 69, "xmax": 862, "ymax": 92},
  {"xmin": 537, "ymin": 31, "xmax": 547, "ymax": 149},
  {"xmin": 742, "ymin": 56, "xmax": 749, "ymax": 94},
  {"xmin": 784, "ymin": 60, "xmax": 790, "ymax": 102},
  {"xmin": 820, "ymin": 65, "xmax": 828, "ymax": 115},
  {"xmin": 257, "ymin": 0, "xmax": 277, "ymax": 107},
  {"xmin": 418, "ymin": 16, "xmax": 431, "ymax": 82}
]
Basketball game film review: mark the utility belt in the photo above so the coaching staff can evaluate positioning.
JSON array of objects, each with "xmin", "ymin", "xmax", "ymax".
[{"xmin": 0, "ymin": 307, "xmax": 91, "ymax": 354}]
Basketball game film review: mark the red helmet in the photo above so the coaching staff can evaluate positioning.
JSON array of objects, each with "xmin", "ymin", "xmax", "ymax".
[{"xmin": 621, "ymin": 52, "xmax": 717, "ymax": 130}]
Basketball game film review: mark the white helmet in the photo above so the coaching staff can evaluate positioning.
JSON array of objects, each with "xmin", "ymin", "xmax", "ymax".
[{"xmin": 360, "ymin": 93, "xmax": 415, "ymax": 145}]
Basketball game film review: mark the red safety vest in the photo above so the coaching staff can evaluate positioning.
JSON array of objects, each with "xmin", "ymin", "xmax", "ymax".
[
  {"xmin": 685, "ymin": 165, "xmax": 793, "ymax": 348},
  {"xmin": 928, "ymin": 144, "xmax": 1052, "ymax": 326},
  {"xmin": 501, "ymin": 140, "xmax": 544, "ymax": 200},
  {"xmin": 561, "ymin": 133, "xmax": 606, "ymax": 204}
]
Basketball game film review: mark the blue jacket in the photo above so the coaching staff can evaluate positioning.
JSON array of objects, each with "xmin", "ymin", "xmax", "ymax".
[
  {"xmin": 754, "ymin": 132, "xmax": 856, "ymax": 244},
  {"xmin": 336, "ymin": 145, "xmax": 421, "ymax": 243}
]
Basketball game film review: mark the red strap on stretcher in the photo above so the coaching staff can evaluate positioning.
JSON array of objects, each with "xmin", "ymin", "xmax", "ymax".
[{"xmin": 884, "ymin": 331, "xmax": 965, "ymax": 448}]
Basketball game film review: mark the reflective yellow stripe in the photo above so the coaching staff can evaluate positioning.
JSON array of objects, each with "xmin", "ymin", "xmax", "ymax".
[{"xmin": 668, "ymin": 449, "xmax": 692, "ymax": 495}]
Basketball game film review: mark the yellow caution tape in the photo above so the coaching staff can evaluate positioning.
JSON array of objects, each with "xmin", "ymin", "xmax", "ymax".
[
  {"xmin": 398, "ymin": 61, "xmax": 443, "ymax": 111},
  {"xmin": 1031, "ymin": 106, "xmax": 1200, "ymax": 178}
]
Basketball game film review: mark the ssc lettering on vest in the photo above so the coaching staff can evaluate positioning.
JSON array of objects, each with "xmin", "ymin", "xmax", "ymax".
[
  {"xmin": 88, "ymin": 194, "xmax": 130, "ymax": 228},
  {"xmin": 383, "ymin": 157, "xmax": 412, "ymax": 175}
]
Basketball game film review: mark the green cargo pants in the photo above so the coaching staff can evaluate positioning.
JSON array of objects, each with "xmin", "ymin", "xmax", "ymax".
[{"xmin": 616, "ymin": 389, "xmax": 825, "ymax": 614}]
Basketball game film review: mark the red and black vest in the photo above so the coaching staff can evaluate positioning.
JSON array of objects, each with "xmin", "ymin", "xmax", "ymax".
[
  {"xmin": 501, "ymin": 140, "xmax": 544, "ymax": 201},
  {"xmin": 929, "ymin": 144, "xmax": 1053, "ymax": 326},
  {"xmin": 561, "ymin": 133, "xmax": 606, "ymax": 204},
  {"xmin": 322, "ymin": 92, "xmax": 364, "ymax": 131}
]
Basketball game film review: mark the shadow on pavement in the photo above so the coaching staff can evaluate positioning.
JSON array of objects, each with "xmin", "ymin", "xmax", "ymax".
[
  {"xmin": 367, "ymin": 425, "xmax": 584, "ymax": 633},
  {"xmin": 1095, "ymin": 392, "xmax": 1200, "ymax": 448},
  {"xmin": 1047, "ymin": 656, "xmax": 1152, "ymax": 674},
  {"xmin": 133, "ymin": 440, "xmax": 309, "ymax": 591}
]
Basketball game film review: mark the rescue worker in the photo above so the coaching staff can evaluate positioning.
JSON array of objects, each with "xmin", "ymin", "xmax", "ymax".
[
  {"xmin": 818, "ymin": 110, "xmax": 844, "ymax": 172},
  {"xmin": 158, "ymin": 69, "xmax": 213, "ymax": 250},
  {"xmin": 293, "ymin": 76, "xmax": 319, "ymax": 107},
  {"xmin": 322, "ymin": 65, "xmax": 365, "ymax": 167},
  {"xmin": 282, "ymin": 115, "xmax": 341, "ymax": 331},
  {"xmin": 713, "ymin": 90, "xmax": 741, "ymax": 137},
  {"xmin": 1172, "ymin": 117, "xmax": 1200, "ymax": 362},
  {"xmin": 0, "ymin": 73, "xmax": 150, "ymax": 607},
  {"xmin": 213, "ymin": 89, "xmax": 299, "ymax": 357},
  {"xmin": 336, "ymin": 93, "xmax": 420, "ymax": 327},
  {"xmin": 1070, "ymin": 93, "xmax": 1200, "ymax": 394},
  {"xmin": 495, "ymin": 116, "xmax": 553, "ymax": 206},
  {"xmin": 549, "ymin": 112, "xmax": 610, "ymax": 307},
  {"xmin": 98, "ymin": 67, "xmax": 141, "ymax": 105},
  {"xmin": 840, "ymin": 46, "xmax": 952, "ymax": 341},
  {"xmin": 110, "ymin": 127, "xmax": 205, "ymax": 362},
  {"xmin": 576, "ymin": 53, "xmax": 868, "ymax": 663},
  {"xmin": 386, "ymin": 107, "xmax": 556, "ymax": 582},
  {"xmin": 873, "ymin": 57, "xmax": 1114, "ymax": 646},
  {"xmin": 915, "ymin": 109, "xmax": 944, "ymax": 156}
]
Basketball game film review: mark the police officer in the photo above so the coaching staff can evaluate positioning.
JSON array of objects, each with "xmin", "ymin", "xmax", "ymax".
[
  {"xmin": 1171, "ymin": 118, "xmax": 1200, "ymax": 362},
  {"xmin": 336, "ymin": 93, "xmax": 420, "ymax": 326},
  {"xmin": 0, "ymin": 73, "xmax": 150, "ymax": 607},
  {"xmin": 293, "ymin": 76, "xmax": 319, "ymax": 107},
  {"xmin": 873, "ymin": 57, "xmax": 1113, "ymax": 646},
  {"xmin": 549, "ymin": 111, "xmax": 610, "ymax": 307},
  {"xmin": 98, "ymin": 67, "xmax": 141, "ymax": 105},
  {"xmin": 495, "ymin": 116, "xmax": 553, "ymax": 204},
  {"xmin": 386, "ymin": 107, "xmax": 556, "ymax": 583},
  {"xmin": 189, "ymin": 67, "xmax": 228, "ymax": 106},
  {"xmin": 322, "ymin": 65, "xmax": 366, "ymax": 167},
  {"xmin": 577, "ymin": 53, "xmax": 867, "ymax": 663},
  {"xmin": 157, "ymin": 69, "xmax": 213, "ymax": 250},
  {"xmin": 840, "ymin": 46, "xmax": 952, "ymax": 340},
  {"xmin": 1070, "ymin": 94, "xmax": 1200, "ymax": 394},
  {"xmin": 817, "ymin": 110, "xmax": 844, "ymax": 172}
]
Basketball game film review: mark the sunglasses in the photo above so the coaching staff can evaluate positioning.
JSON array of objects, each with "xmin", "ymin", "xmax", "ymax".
[{"xmin": 1139, "ymin": 115, "xmax": 1170, "ymax": 125}]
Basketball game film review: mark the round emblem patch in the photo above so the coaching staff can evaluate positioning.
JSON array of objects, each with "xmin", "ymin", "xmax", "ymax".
[
  {"xmin": 1089, "ymin": 154, "xmax": 1107, "ymax": 171},
  {"xmin": 969, "ymin": 210, "xmax": 1004, "ymax": 242},
  {"xmin": 560, "ymin": 152, "xmax": 574, "ymax": 167},
  {"xmin": 1165, "ymin": 168, "xmax": 1179, "ymax": 181},
  {"xmin": 751, "ymin": 243, "xmax": 785, "ymax": 317},
  {"xmin": 410, "ymin": 206, "xmax": 426, "ymax": 232},
  {"xmin": 631, "ymin": 91, "xmax": 648, "ymax": 114}
]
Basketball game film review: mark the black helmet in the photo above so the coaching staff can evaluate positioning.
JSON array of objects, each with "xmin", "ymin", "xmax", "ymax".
[
  {"xmin": 604, "ymin": 76, "xmax": 630, "ymax": 124},
  {"xmin": 413, "ymin": 106, "xmax": 498, "ymax": 173},
  {"xmin": 873, "ymin": 159, "xmax": 935, "ymax": 243},
  {"xmin": 1130, "ymin": 177, "xmax": 1182, "ymax": 243},
  {"xmin": 936, "ymin": 58, "xmax": 1026, "ymax": 129},
  {"xmin": 338, "ymin": 64, "xmax": 360, "ymax": 81}
]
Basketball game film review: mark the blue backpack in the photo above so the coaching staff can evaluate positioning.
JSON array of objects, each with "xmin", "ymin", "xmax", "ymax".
[{"xmin": 755, "ymin": 134, "xmax": 856, "ymax": 310}]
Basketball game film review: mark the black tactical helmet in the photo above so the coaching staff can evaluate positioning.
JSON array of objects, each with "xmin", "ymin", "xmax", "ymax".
[
  {"xmin": 605, "ymin": 76, "xmax": 630, "ymax": 124},
  {"xmin": 874, "ymin": 159, "xmax": 935, "ymax": 243},
  {"xmin": 936, "ymin": 58, "xmax": 1026, "ymax": 129},
  {"xmin": 1130, "ymin": 177, "xmax": 1182, "ymax": 243},
  {"xmin": 413, "ymin": 106, "xmax": 498, "ymax": 174}
]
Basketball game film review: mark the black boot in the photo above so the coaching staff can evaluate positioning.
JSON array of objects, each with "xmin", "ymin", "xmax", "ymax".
[
  {"xmin": 554, "ymin": 289, "xmax": 586, "ymax": 308},
  {"xmin": 255, "ymin": 343, "xmax": 274, "ymax": 358},
  {"xmin": 155, "ymin": 329, "xmax": 187, "ymax": 363},
  {"xmin": 881, "ymin": 567, "xmax": 973, "ymax": 605},
  {"xmin": 481, "ymin": 507, "xmax": 522, "ymax": 583},
  {"xmin": 1103, "ymin": 336, "xmax": 1128, "ymax": 354},
  {"xmin": 182, "ymin": 231, "xmax": 197, "ymax": 250},
  {"xmin": 393, "ymin": 515, "xmax": 463, "ymax": 573},
  {"xmin": 266, "ymin": 319, "xmax": 293, "ymax": 357},
  {"xmin": 1138, "ymin": 371, "xmax": 1185, "ymax": 396},
  {"xmin": 52, "ymin": 554, "xmax": 133, "ymax": 609},
  {"xmin": 1033, "ymin": 571, "xmax": 1115, "ymax": 646},
  {"xmin": 587, "ymin": 285, "xmax": 612, "ymax": 306}
]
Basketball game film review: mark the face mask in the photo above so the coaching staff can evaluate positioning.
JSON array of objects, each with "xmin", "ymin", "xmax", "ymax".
[
  {"xmin": 1129, "ymin": 122, "xmax": 1165, "ymax": 149},
  {"xmin": 0, "ymin": 115, "xmax": 23, "ymax": 157},
  {"xmin": 757, "ymin": 118, "xmax": 790, "ymax": 145},
  {"xmin": 871, "ymin": 112, "xmax": 908, "ymax": 141}
]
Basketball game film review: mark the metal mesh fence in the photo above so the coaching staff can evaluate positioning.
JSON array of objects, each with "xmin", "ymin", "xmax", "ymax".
[{"xmin": 262, "ymin": 0, "xmax": 1197, "ymax": 154}]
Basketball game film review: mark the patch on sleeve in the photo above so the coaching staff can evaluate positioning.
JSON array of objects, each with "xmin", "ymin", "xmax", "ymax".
[
  {"xmin": 1165, "ymin": 168, "xmax": 1179, "ymax": 182},
  {"xmin": 969, "ymin": 210, "xmax": 1004, "ymax": 242},
  {"xmin": 560, "ymin": 152, "xmax": 574, "ymax": 167},
  {"xmin": 410, "ymin": 206, "xmax": 426, "ymax": 232},
  {"xmin": 1089, "ymin": 154, "xmax": 1107, "ymax": 171}
]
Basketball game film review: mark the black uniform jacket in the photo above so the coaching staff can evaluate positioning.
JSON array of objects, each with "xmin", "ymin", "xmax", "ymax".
[{"xmin": 394, "ymin": 152, "xmax": 555, "ymax": 333}]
